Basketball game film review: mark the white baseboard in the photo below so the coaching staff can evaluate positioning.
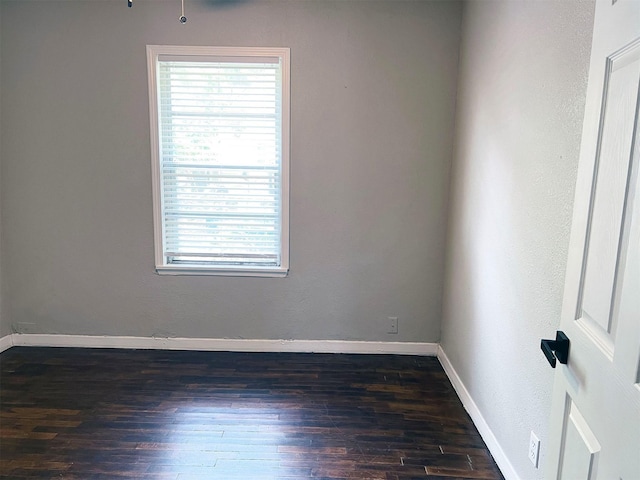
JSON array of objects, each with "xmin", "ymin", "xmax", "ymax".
[
  {"xmin": 437, "ymin": 345, "xmax": 519, "ymax": 480},
  {"xmin": 0, "ymin": 334, "xmax": 14, "ymax": 353},
  {"xmin": 6, "ymin": 333, "xmax": 438, "ymax": 356}
]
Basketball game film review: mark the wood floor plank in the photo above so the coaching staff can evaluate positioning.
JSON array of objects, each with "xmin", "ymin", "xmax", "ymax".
[{"xmin": 0, "ymin": 348, "xmax": 503, "ymax": 479}]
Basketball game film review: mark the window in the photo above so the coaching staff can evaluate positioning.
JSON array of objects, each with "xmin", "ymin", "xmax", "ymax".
[{"xmin": 147, "ymin": 46, "xmax": 290, "ymax": 277}]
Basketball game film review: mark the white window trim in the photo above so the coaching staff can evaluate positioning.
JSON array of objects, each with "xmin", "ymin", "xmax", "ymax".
[{"xmin": 146, "ymin": 45, "xmax": 290, "ymax": 277}]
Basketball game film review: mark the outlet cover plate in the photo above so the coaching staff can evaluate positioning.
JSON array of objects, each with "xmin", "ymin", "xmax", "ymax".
[
  {"xmin": 528, "ymin": 430, "xmax": 540, "ymax": 468},
  {"xmin": 387, "ymin": 317, "xmax": 398, "ymax": 334}
]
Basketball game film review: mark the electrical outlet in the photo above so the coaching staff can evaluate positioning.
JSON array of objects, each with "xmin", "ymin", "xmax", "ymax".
[
  {"xmin": 387, "ymin": 317, "xmax": 398, "ymax": 334},
  {"xmin": 528, "ymin": 431, "xmax": 540, "ymax": 468}
]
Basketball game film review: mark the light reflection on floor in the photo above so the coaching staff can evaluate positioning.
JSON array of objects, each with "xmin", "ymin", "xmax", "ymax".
[{"xmin": 156, "ymin": 402, "xmax": 299, "ymax": 478}]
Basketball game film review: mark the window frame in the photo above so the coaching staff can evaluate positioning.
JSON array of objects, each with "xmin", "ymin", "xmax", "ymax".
[{"xmin": 146, "ymin": 45, "xmax": 290, "ymax": 277}]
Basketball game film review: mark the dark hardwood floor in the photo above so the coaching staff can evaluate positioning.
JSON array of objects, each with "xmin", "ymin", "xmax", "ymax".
[{"xmin": 0, "ymin": 347, "xmax": 504, "ymax": 479}]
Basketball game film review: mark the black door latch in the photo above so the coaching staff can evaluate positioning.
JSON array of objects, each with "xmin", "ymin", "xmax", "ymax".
[{"xmin": 541, "ymin": 331, "xmax": 570, "ymax": 368}]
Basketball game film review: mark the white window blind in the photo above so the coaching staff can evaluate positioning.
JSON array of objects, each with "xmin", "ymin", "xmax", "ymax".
[{"xmin": 147, "ymin": 46, "xmax": 290, "ymax": 276}]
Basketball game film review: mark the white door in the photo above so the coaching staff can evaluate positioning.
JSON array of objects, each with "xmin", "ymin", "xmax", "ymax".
[{"xmin": 545, "ymin": 0, "xmax": 640, "ymax": 479}]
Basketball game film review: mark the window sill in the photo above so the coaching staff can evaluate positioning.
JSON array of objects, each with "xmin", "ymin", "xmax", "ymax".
[{"xmin": 155, "ymin": 265, "xmax": 289, "ymax": 278}]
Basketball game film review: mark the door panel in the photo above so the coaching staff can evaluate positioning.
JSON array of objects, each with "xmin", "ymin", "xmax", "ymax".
[
  {"xmin": 579, "ymin": 38, "xmax": 640, "ymax": 355},
  {"xmin": 546, "ymin": 1, "xmax": 640, "ymax": 479},
  {"xmin": 557, "ymin": 396, "xmax": 601, "ymax": 480}
]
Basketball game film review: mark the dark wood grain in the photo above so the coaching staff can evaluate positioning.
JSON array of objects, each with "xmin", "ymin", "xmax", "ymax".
[{"xmin": 0, "ymin": 347, "xmax": 504, "ymax": 479}]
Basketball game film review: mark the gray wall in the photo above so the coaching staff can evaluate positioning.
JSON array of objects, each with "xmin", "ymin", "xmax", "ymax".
[
  {"xmin": 0, "ymin": 1, "xmax": 6, "ymax": 339},
  {"xmin": 0, "ymin": 0, "xmax": 462, "ymax": 341},
  {"xmin": 441, "ymin": 1, "xmax": 594, "ymax": 478}
]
